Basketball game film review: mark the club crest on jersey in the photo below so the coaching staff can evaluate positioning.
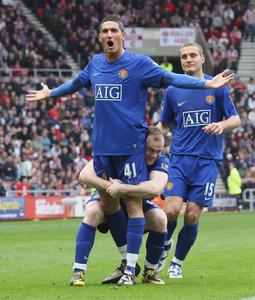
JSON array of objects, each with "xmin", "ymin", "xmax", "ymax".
[
  {"xmin": 161, "ymin": 162, "xmax": 169, "ymax": 171},
  {"xmin": 183, "ymin": 110, "xmax": 211, "ymax": 127},
  {"xmin": 206, "ymin": 95, "xmax": 215, "ymax": 105},
  {"xmin": 119, "ymin": 69, "xmax": 128, "ymax": 79},
  {"xmin": 95, "ymin": 84, "xmax": 122, "ymax": 101},
  {"xmin": 166, "ymin": 182, "xmax": 173, "ymax": 190}
]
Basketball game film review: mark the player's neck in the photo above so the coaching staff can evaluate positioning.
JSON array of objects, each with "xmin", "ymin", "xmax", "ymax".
[
  {"xmin": 186, "ymin": 70, "xmax": 204, "ymax": 79},
  {"xmin": 106, "ymin": 48, "xmax": 125, "ymax": 62}
]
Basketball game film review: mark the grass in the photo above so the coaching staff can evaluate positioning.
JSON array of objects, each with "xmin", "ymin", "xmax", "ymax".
[{"xmin": 0, "ymin": 212, "xmax": 255, "ymax": 300}]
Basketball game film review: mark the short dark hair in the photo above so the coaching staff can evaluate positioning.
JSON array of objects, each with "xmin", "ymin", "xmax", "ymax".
[
  {"xmin": 99, "ymin": 15, "xmax": 125, "ymax": 33},
  {"xmin": 146, "ymin": 126, "xmax": 163, "ymax": 139}
]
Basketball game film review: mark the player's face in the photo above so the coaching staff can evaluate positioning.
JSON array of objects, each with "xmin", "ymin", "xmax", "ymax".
[
  {"xmin": 180, "ymin": 46, "xmax": 205, "ymax": 76},
  {"xmin": 99, "ymin": 21, "xmax": 126, "ymax": 60},
  {"xmin": 146, "ymin": 135, "xmax": 164, "ymax": 166}
]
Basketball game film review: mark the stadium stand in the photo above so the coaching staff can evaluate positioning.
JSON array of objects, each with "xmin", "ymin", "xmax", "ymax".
[
  {"xmin": 0, "ymin": 0, "xmax": 254, "ymax": 201},
  {"xmin": 23, "ymin": 0, "xmax": 250, "ymax": 71},
  {"xmin": 0, "ymin": 1, "xmax": 73, "ymax": 76}
]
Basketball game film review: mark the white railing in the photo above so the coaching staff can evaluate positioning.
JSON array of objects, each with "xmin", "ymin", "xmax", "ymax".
[
  {"xmin": 5, "ymin": 189, "xmax": 83, "ymax": 197},
  {"xmin": 242, "ymin": 188, "xmax": 255, "ymax": 211},
  {"xmin": 0, "ymin": 68, "xmax": 76, "ymax": 78}
]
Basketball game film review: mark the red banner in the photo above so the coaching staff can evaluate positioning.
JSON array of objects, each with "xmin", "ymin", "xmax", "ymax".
[{"xmin": 25, "ymin": 195, "xmax": 69, "ymax": 219}]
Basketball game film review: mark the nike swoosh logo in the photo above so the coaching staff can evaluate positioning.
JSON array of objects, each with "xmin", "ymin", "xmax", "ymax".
[
  {"xmin": 177, "ymin": 101, "xmax": 186, "ymax": 107},
  {"xmin": 93, "ymin": 73, "xmax": 101, "ymax": 77}
]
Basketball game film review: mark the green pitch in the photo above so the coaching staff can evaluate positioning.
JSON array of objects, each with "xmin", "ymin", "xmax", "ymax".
[{"xmin": 1, "ymin": 212, "xmax": 255, "ymax": 300}]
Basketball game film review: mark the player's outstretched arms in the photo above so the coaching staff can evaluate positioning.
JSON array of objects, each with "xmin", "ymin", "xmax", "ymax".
[
  {"xmin": 26, "ymin": 76, "xmax": 83, "ymax": 102},
  {"xmin": 26, "ymin": 82, "xmax": 51, "ymax": 102},
  {"xmin": 205, "ymin": 70, "xmax": 234, "ymax": 89}
]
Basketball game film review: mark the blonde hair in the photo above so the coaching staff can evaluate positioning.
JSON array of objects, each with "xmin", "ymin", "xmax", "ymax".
[{"xmin": 180, "ymin": 43, "xmax": 204, "ymax": 56}]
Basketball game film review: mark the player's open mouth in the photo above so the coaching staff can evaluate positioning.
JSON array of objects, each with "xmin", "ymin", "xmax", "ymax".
[{"xmin": 107, "ymin": 40, "xmax": 114, "ymax": 47}]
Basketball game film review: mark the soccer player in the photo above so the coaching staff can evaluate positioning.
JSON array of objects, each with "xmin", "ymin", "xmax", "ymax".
[
  {"xmin": 157, "ymin": 43, "xmax": 241, "ymax": 278},
  {"xmin": 26, "ymin": 15, "xmax": 234, "ymax": 285},
  {"xmin": 70, "ymin": 127, "xmax": 169, "ymax": 286}
]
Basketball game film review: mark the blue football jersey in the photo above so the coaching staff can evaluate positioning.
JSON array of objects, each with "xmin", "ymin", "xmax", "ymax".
[
  {"xmin": 76, "ymin": 52, "xmax": 206, "ymax": 156},
  {"xmin": 148, "ymin": 154, "xmax": 169, "ymax": 175},
  {"xmin": 160, "ymin": 74, "xmax": 238, "ymax": 161}
]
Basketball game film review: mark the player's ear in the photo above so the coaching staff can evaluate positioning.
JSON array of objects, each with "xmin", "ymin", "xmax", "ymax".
[
  {"xmin": 98, "ymin": 33, "xmax": 102, "ymax": 43},
  {"xmin": 122, "ymin": 31, "xmax": 127, "ymax": 41},
  {"xmin": 201, "ymin": 54, "xmax": 205, "ymax": 65}
]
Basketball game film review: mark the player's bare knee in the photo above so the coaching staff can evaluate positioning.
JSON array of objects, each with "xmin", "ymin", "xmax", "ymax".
[
  {"xmin": 84, "ymin": 204, "xmax": 104, "ymax": 226},
  {"xmin": 145, "ymin": 209, "xmax": 167, "ymax": 232},
  {"xmin": 165, "ymin": 208, "xmax": 179, "ymax": 221},
  {"xmin": 184, "ymin": 210, "xmax": 199, "ymax": 225},
  {"xmin": 155, "ymin": 212, "xmax": 167, "ymax": 232},
  {"xmin": 164, "ymin": 197, "xmax": 182, "ymax": 220}
]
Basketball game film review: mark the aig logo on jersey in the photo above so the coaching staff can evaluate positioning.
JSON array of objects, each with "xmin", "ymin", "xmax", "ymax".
[
  {"xmin": 95, "ymin": 84, "xmax": 122, "ymax": 101},
  {"xmin": 183, "ymin": 110, "xmax": 211, "ymax": 127}
]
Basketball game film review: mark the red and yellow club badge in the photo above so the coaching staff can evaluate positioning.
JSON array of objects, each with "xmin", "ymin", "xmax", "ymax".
[
  {"xmin": 206, "ymin": 95, "xmax": 215, "ymax": 105},
  {"xmin": 119, "ymin": 69, "xmax": 128, "ymax": 79},
  {"xmin": 166, "ymin": 182, "xmax": 173, "ymax": 190}
]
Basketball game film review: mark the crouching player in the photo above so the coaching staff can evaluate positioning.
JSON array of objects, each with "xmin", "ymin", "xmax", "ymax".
[{"xmin": 70, "ymin": 127, "xmax": 169, "ymax": 286}]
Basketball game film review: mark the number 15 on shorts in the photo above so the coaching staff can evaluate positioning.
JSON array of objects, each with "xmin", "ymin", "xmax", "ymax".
[{"xmin": 204, "ymin": 182, "xmax": 215, "ymax": 200}]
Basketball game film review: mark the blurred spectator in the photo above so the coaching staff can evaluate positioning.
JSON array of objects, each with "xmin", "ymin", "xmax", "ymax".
[
  {"xmin": 243, "ymin": 4, "xmax": 255, "ymax": 42},
  {"xmin": 247, "ymin": 77, "xmax": 255, "ymax": 95},
  {"xmin": 159, "ymin": 57, "xmax": 173, "ymax": 72},
  {"xmin": 19, "ymin": 153, "xmax": 32, "ymax": 178},
  {"xmin": 16, "ymin": 177, "xmax": 30, "ymax": 196},
  {"xmin": 227, "ymin": 162, "xmax": 242, "ymax": 210},
  {"xmin": 2, "ymin": 154, "xmax": 17, "ymax": 180},
  {"xmin": 0, "ymin": 179, "xmax": 6, "ymax": 196}
]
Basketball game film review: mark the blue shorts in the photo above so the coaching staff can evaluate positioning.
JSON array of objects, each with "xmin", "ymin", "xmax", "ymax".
[
  {"xmin": 142, "ymin": 199, "xmax": 159, "ymax": 213},
  {"xmin": 164, "ymin": 154, "xmax": 220, "ymax": 207},
  {"xmin": 93, "ymin": 152, "xmax": 148, "ymax": 184},
  {"xmin": 84, "ymin": 190, "xmax": 100, "ymax": 206}
]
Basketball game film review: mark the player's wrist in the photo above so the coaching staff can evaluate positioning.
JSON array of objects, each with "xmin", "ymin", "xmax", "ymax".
[
  {"xmin": 204, "ymin": 80, "xmax": 212, "ymax": 89},
  {"xmin": 49, "ymin": 89, "xmax": 53, "ymax": 97}
]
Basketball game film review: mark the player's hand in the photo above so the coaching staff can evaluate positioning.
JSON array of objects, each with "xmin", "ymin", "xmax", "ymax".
[
  {"xmin": 202, "ymin": 122, "xmax": 224, "ymax": 135},
  {"xmin": 107, "ymin": 178, "xmax": 123, "ymax": 198},
  {"xmin": 26, "ymin": 82, "xmax": 51, "ymax": 102},
  {"xmin": 205, "ymin": 70, "xmax": 234, "ymax": 89}
]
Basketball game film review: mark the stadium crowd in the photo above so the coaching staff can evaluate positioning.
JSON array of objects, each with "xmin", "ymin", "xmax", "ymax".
[
  {"xmin": 0, "ymin": 0, "xmax": 255, "ymax": 196},
  {"xmin": 22, "ymin": 0, "xmax": 252, "ymax": 72},
  {"xmin": 0, "ymin": 74, "xmax": 255, "ymax": 196},
  {"xmin": 0, "ymin": 2, "xmax": 72, "ymax": 76}
]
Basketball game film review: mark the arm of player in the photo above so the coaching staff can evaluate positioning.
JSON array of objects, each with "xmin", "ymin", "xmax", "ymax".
[
  {"xmin": 156, "ymin": 122, "xmax": 171, "ymax": 132},
  {"xmin": 107, "ymin": 170, "xmax": 168, "ymax": 198},
  {"xmin": 78, "ymin": 160, "xmax": 111, "ymax": 191},
  {"xmin": 204, "ymin": 70, "xmax": 234, "ymax": 89},
  {"xmin": 162, "ymin": 69, "xmax": 234, "ymax": 89},
  {"xmin": 26, "ymin": 76, "xmax": 83, "ymax": 102},
  {"xmin": 202, "ymin": 115, "xmax": 241, "ymax": 135}
]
